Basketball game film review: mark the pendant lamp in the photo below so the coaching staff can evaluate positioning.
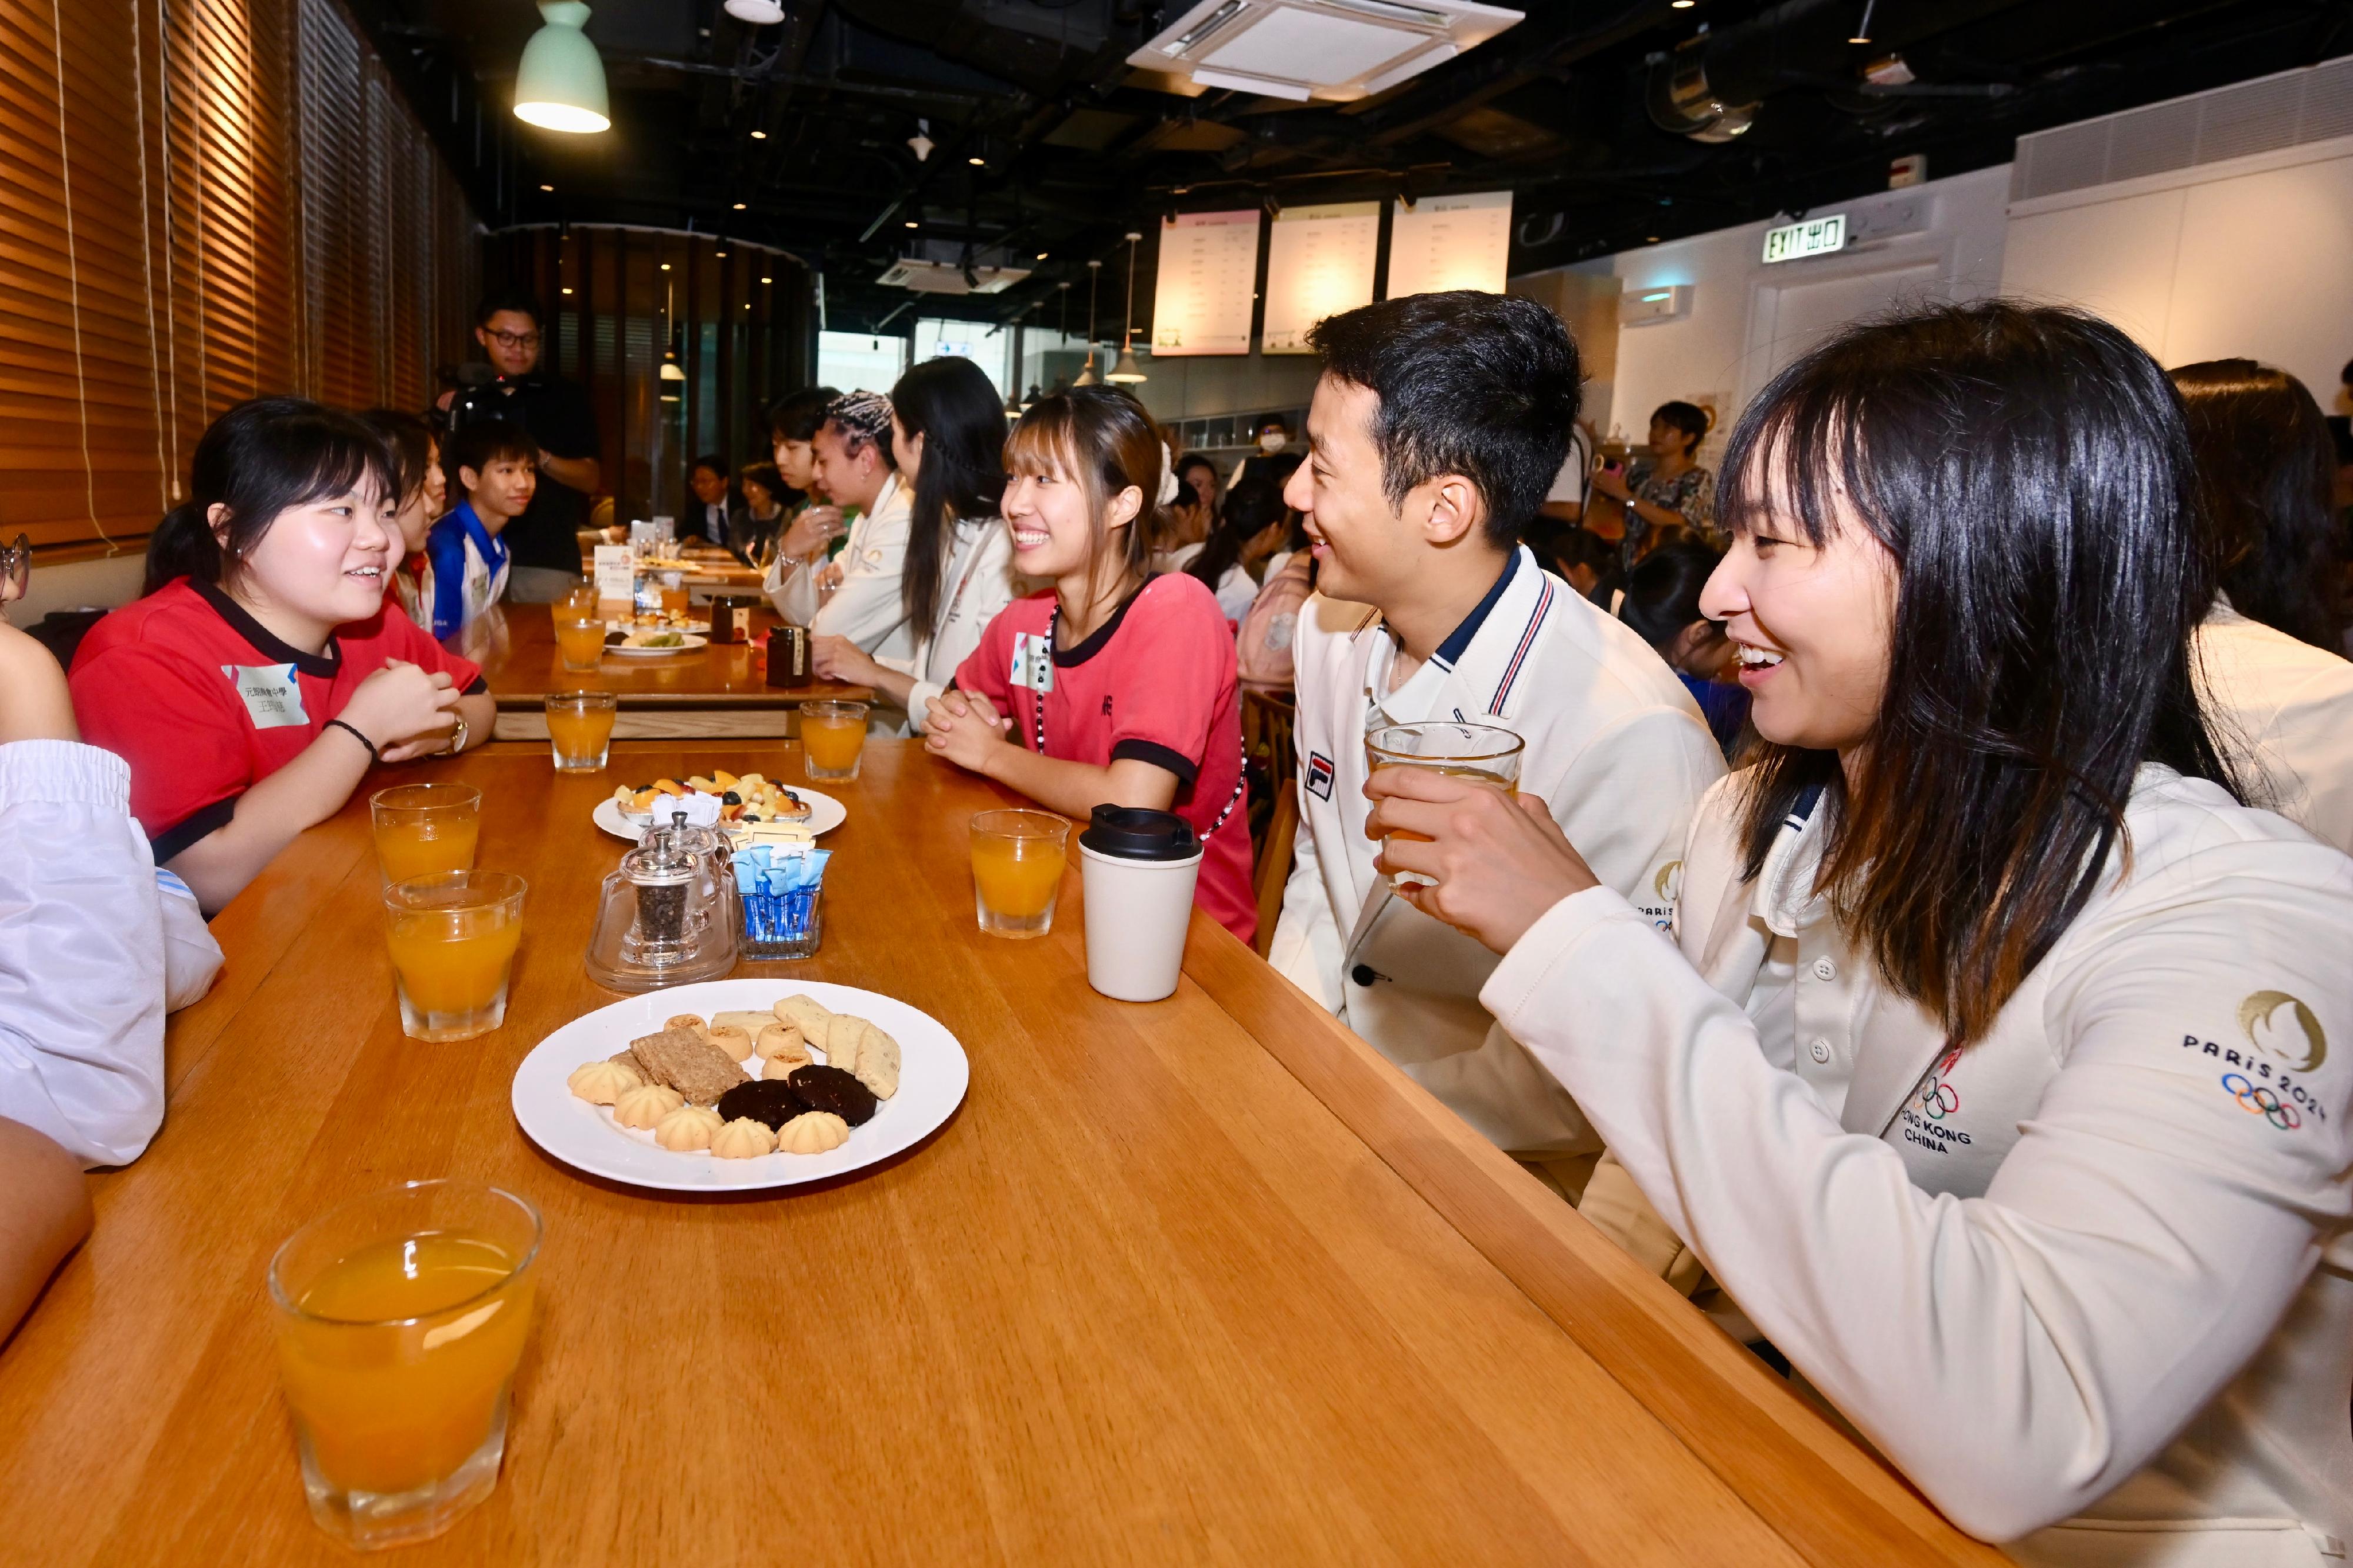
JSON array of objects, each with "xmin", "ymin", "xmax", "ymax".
[
  {"xmin": 514, "ymin": 3, "xmax": 611, "ymax": 135},
  {"xmin": 1107, "ymin": 231, "xmax": 1147, "ymax": 384},
  {"xmin": 1074, "ymin": 260, "xmax": 1102, "ymax": 387}
]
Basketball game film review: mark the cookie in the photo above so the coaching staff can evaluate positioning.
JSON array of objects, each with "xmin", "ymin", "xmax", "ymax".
[
  {"xmin": 772, "ymin": 994, "xmax": 832, "ymax": 1036},
  {"xmin": 819, "ymin": 1013, "xmax": 865, "ymax": 1076},
  {"xmin": 629, "ymin": 1025, "xmax": 750, "ymax": 1106},
  {"xmin": 712, "ymin": 1009, "xmax": 782, "ymax": 1038},
  {"xmin": 716, "ymin": 1078, "xmax": 808, "ymax": 1132},
  {"xmin": 654, "ymin": 1105, "xmax": 724, "ymax": 1151},
  {"xmin": 706, "ymin": 1023, "xmax": 753, "ymax": 1063},
  {"xmin": 778, "ymin": 1111, "xmax": 849, "ymax": 1155},
  {"xmin": 850, "ymin": 1022, "xmax": 899, "ymax": 1100},
  {"xmin": 785, "ymin": 1063, "xmax": 878, "ymax": 1126},
  {"xmin": 614, "ymin": 1083, "xmax": 685, "ymax": 1129},
  {"xmin": 754, "ymin": 1020, "xmax": 810, "ymax": 1070},
  {"xmin": 665, "ymin": 1013, "xmax": 708, "ymax": 1039},
  {"xmin": 568, "ymin": 1059, "xmax": 641, "ymax": 1105},
  {"xmin": 711, "ymin": 1117, "xmax": 778, "ymax": 1159}
]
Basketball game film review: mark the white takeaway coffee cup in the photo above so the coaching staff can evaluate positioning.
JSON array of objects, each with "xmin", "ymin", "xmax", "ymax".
[{"xmin": 1077, "ymin": 806, "xmax": 1204, "ymax": 1003}]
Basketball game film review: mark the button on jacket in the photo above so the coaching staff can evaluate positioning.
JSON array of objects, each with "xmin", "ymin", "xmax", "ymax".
[
  {"xmin": 1483, "ymin": 768, "xmax": 2353, "ymax": 1563},
  {"xmin": 1268, "ymin": 546, "xmax": 1724, "ymax": 1156}
]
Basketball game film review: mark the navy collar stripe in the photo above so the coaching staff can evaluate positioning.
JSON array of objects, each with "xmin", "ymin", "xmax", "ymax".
[
  {"xmin": 1433, "ymin": 550, "xmax": 1521, "ymax": 668},
  {"xmin": 1487, "ymin": 572, "xmax": 1554, "ymax": 715}
]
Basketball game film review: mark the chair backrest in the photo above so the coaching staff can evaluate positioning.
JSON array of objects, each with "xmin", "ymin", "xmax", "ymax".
[{"xmin": 1251, "ymin": 788, "xmax": 1298, "ymax": 958}]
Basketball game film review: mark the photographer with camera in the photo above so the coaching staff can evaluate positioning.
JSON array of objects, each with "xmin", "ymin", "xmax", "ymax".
[{"xmin": 439, "ymin": 286, "xmax": 601, "ymax": 603}]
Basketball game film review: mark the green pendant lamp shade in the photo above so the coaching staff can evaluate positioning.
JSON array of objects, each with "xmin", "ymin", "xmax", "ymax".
[{"xmin": 514, "ymin": 2, "xmax": 610, "ymax": 134}]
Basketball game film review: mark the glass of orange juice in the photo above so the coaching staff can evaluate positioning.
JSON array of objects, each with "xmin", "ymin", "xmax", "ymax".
[
  {"xmin": 369, "ymin": 783, "xmax": 481, "ymax": 888},
  {"xmin": 1364, "ymin": 721, "xmax": 1525, "ymax": 890},
  {"xmin": 382, "ymin": 870, "xmax": 526, "ymax": 1042},
  {"xmin": 268, "ymin": 1179, "xmax": 541, "ymax": 1550},
  {"xmin": 551, "ymin": 608, "xmax": 607, "ymax": 672},
  {"xmin": 969, "ymin": 809, "xmax": 1070, "ymax": 938},
  {"xmin": 801, "ymin": 699, "xmax": 868, "ymax": 781},
  {"xmin": 544, "ymin": 690, "xmax": 617, "ymax": 773}
]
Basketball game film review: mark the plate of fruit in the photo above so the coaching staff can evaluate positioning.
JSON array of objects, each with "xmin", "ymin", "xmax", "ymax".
[
  {"xmin": 592, "ymin": 770, "xmax": 845, "ymax": 840},
  {"xmin": 603, "ymin": 628, "xmax": 709, "ymax": 656}
]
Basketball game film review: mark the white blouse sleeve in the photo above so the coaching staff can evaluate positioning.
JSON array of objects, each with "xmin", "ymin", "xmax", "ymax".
[
  {"xmin": 809, "ymin": 502, "xmax": 912, "ymax": 653},
  {"xmin": 1479, "ymin": 829, "xmax": 2353, "ymax": 1542},
  {"xmin": 0, "ymin": 740, "xmax": 180, "ymax": 1166}
]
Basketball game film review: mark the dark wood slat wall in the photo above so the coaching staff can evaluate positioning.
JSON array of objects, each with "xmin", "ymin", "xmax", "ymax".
[
  {"xmin": 482, "ymin": 225, "xmax": 813, "ymax": 529},
  {"xmin": 0, "ymin": 0, "xmax": 479, "ymax": 555}
]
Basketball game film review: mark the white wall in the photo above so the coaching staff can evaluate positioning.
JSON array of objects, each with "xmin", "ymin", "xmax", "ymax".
[
  {"xmin": 1519, "ymin": 164, "xmax": 2013, "ymax": 456},
  {"xmin": 2001, "ymin": 135, "xmax": 2353, "ymax": 402}
]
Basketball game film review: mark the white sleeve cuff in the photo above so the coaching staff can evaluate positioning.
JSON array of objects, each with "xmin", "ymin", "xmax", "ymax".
[{"xmin": 0, "ymin": 740, "xmax": 131, "ymax": 808}]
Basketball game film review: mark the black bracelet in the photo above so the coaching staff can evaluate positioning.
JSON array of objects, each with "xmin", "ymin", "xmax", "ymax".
[{"xmin": 326, "ymin": 718, "xmax": 379, "ymax": 763}]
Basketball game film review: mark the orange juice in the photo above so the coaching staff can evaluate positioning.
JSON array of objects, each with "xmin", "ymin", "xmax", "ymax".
[
  {"xmin": 972, "ymin": 833, "xmax": 1065, "ymax": 918},
  {"xmin": 277, "ymin": 1230, "xmax": 535, "ymax": 1497},
  {"xmin": 553, "ymin": 616, "xmax": 606, "ymax": 669},
  {"xmin": 373, "ymin": 816, "xmax": 479, "ymax": 884},
  {"xmin": 802, "ymin": 716, "xmax": 865, "ymax": 775},
  {"xmin": 546, "ymin": 705, "xmax": 615, "ymax": 769},
  {"xmin": 386, "ymin": 911, "xmax": 522, "ymax": 1017}
]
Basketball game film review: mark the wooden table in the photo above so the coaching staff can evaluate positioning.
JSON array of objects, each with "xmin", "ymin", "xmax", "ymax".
[
  {"xmin": 0, "ymin": 741, "xmax": 2001, "ymax": 1567},
  {"xmin": 477, "ymin": 606, "xmax": 874, "ymax": 741}
]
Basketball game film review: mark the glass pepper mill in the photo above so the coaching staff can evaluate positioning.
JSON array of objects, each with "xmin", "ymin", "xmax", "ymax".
[{"xmin": 584, "ymin": 811, "xmax": 738, "ymax": 992}]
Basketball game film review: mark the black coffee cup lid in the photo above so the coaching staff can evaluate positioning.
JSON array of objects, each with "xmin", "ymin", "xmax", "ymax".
[{"xmin": 1079, "ymin": 805, "xmax": 1199, "ymax": 862}]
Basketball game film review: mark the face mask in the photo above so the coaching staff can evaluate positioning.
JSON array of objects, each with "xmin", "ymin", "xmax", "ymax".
[{"xmin": 1258, "ymin": 432, "xmax": 1288, "ymax": 453}]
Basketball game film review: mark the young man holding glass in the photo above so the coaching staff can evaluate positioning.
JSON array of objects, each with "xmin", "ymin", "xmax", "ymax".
[{"xmin": 1268, "ymin": 291, "xmax": 1722, "ymax": 1192}]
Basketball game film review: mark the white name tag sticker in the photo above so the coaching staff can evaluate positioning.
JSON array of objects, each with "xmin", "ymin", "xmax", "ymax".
[
  {"xmin": 224, "ymin": 663, "xmax": 308, "ymax": 729},
  {"xmin": 1009, "ymin": 633, "xmax": 1054, "ymax": 694}
]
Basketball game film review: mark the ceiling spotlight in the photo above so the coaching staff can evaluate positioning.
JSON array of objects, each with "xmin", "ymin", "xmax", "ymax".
[
  {"xmin": 561, "ymin": 286, "xmax": 574, "ymax": 294},
  {"xmin": 512, "ymin": 2, "xmax": 610, "ymax": 135},
  {"xmin": 1849, "ymin": 0, "xmax": 1877, "ymax": 44},
  {"xmin": 760, "ymin": 276, "xmax": 772, "ymax": 284},
  {"xmin": 750, "ymin": 128, "xmax": 766, "ymax": 140},
  {"xmin": 660, "ymin": 262, "xmax": 672, "ymax": 271},
  {"xmin": 966, "ymin": 155, "xmax": 984, "ymax": 166},
  {"xmin": 715, "ymin": 249, "xmax": 728, "ymax": 257},
  {"xmin": 908, "ymin": 118, "xmax": 934, "ymax": 162},
  {"xmin": 1670, "ymin": 0, "xmax": 1692, "ymax": 6},
  {"xmin": 904, "ymin": 219, "xmax": 919, "ymax": 229},
  {"xmin": 732, "ymin": 202, "xmax": 746, "ymax": 211},
  {"xmin": 1035, "ymin": 251, "xmax": 1048, "ymax": 261},
  {"xmin": 539, "ymin": 183, "xmax": 555, "ymax": 192},
  {"xmin": 721, "ymin": 0, "xmax": 785, "ymax": 22}
]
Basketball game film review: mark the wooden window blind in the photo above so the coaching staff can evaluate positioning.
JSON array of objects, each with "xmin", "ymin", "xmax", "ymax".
[{"xmin": 0, "ymin": 0, "xmax": 478, "ymax": 555}]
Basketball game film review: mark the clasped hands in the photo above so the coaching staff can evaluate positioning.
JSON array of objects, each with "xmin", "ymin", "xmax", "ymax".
[
  {"xmin": 1364, "ymin": 768, "xmax": 1600, "ymax": 954},
  {"xmin": 922, "ymin": 687, "xmax": 1014, "ymax": 772}
]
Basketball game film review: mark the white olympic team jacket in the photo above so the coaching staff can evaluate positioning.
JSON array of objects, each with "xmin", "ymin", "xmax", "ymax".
[
  {"xmin": 1483, "ymin": 766, "xmax": 2353, "ymax": 1565},
  {"xmin": 2196, "ymin": 602, "xmax": 2353, "ymax": 855},
  {"xmin": 1268, "ymin": 546, "xmax": 1725, "ymax": 1156},
  {"xmin": 806, "ymin": 473, "xmax": 916, "ymax": 664}
]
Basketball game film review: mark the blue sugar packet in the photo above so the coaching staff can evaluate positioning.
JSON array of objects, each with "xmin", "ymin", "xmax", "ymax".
[{"xmin": 732, "ymin": 842, "xmax": 830, "ymax": 957}]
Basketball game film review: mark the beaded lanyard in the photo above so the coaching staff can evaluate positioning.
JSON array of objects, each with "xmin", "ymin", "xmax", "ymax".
[{"xmin": 1039, "ymin": 603, "xmax": 1248, "ymax": 839}]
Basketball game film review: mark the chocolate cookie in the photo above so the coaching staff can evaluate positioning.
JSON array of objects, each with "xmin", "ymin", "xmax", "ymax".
[
  {"xmin": 785, "ymin": 1063, "xmax": 878, "ymax": 1126},
  {"xmin": 716, "ymin": 1077, "xmax": 808, "ymax": 1132}
]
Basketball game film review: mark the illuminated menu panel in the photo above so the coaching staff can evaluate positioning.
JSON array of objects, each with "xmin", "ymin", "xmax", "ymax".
[
  {"xmin": 1384, "ymin": 190, "xmax": 1513, "ymax": 299},
  {"xmin": 1261, "ymin": 202, "xmax": 1381, "ymax": 353},
  {"xmin": 1149, "ymin": 210, "xmax": 1261, "ymax": 356}
]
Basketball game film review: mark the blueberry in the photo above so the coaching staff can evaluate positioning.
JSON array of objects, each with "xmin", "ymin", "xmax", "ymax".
[{"xmin": 722, "ymin": 791, "xmax": 741, "ymax": 805}]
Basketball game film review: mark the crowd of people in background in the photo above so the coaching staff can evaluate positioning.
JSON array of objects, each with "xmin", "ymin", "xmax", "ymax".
[{"xmin": 10, "ymin": 272, "xmax": 2353, "ymax": 1561}]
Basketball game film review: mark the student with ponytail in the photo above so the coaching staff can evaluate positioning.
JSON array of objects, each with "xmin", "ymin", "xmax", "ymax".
[{"xmin": 72, "ymin": 398, "xmax": 493, "ymax": 914}]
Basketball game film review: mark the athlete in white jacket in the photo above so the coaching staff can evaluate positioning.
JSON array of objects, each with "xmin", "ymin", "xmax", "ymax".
[
  {"xmin": 1367, "ymin": 302, "xmax": 2353, "ymax": 1562},
  {"xmin": 1265, "ymin": 291, "xmax": 1723, "ymax": 1163}
]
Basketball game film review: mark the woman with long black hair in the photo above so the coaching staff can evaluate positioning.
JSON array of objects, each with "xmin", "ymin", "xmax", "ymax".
[
  {"xmin": 2170, "ymin": 358, "xmax": 2353, "ymax": 853},
  {"xmin": 1362, "ymin": 302, "xmax": 2353, "ymax": 1560},
  {"xmin": 812, "ymin": 356, "xmax": 1015, "ymax": 731}
]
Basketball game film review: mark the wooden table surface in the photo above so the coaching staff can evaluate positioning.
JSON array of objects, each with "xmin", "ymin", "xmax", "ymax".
[
  {"xmin": 0, "ymin": 740, "xmax": 2001, "ymax": 1567},
  {"xmin": 478, "ymin": 606, "xmax": 874, "ymax": 741}
]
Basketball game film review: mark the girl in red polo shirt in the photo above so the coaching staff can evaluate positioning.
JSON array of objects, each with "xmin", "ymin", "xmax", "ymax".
[
  {"xmin": 925, "ymin": 386, "xmax": 1255, "ymax": 943},
  {"xmin": 71, "ymin": 398, "xmax": 493, "ymax": 914}
]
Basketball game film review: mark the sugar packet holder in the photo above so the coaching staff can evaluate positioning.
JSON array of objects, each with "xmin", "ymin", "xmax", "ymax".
[{"xmin": 732, "ymin": 843, "xmax": 830, "ymax": 959}]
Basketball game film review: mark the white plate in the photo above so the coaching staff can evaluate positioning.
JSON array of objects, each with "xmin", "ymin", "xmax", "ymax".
[
  {"xmin": 592, "ymin": 787, "xmax": 845, "ymax": 841},
  {"xmin": 605, "ymin": 619, "xmax": 711, "ymax": 635},
  {"xmin": 605, "ymin": 633, "xmax": 709, "ymax": 658},
  {"xmin": 511, "ymin": 980, "xmax": 969, "ymax": 1193}
]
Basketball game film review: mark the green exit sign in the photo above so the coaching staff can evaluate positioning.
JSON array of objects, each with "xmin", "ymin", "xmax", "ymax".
[{"xmin": 1762, "ymin": 213, "xmax": 1848, "ymax": 263}]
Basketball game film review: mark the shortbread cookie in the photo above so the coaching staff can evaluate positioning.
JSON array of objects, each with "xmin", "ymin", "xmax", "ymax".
[
  {"xmin": 711, "ymin": 1117, "xmax": 778, "ymax": 1159},
  {"xmin": 654, "ymin": 1105, "xmax": 724, "ymax": 1151},
  {"xmin": 629, "ymin": 1025, "xmax": 749, "ymax": 1105},
  {"xmin": 614, "ymin": 1083, "xmax": 685, "ymax": 1129},
  {"xmin": 778, "ymin": 1112, "xmax": 849, "ymax": 1155},
  {"xmin": 819, "ymin": 1013, "xmax": 865, "ymax": 1076},
  {"xmin": 665, "ymin": 1013, "xmax": 708, "ymax": 1039},
  {"xmin": 568, "ymin": 1059, "xmax": 642, "ymax": 1105},
  {"xmin": 772, "ymin": 994, "xmax": 832, "ymax": 1036},
  {"xmin": 712, "ymin": 1009, "xmax": 780, "ymax": 1038},
  {"xmin": 850, "ymin": 1022, "xmax": 899, "ymax": 1100},
  {"xmin": 705, "ymin": 1023, "xmax": 752, "ymax": 1063},
  {"xmin": 755, "ymin": 1020, "xmax": 811, "ymax": 1072}
]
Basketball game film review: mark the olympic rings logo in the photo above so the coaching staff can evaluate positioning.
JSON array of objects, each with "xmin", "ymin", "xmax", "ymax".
[
  {"xmin": 1920, "ymin": 1081, "xmax": 1959, "ymax": 1120},
  {"xmin": 2221, "ymin": 1072, "xmax": 2302, "ymax": 1131}
]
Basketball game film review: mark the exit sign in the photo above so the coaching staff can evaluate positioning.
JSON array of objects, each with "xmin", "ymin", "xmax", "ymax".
[{"xmin": 1761, "ymin": 213, "xmax": 1848, "ymax": 263}]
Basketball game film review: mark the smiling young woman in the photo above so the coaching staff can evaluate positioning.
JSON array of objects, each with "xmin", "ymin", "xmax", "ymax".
[{"xmin": 1361, "ymin": 301, "xmax": 2353, "ymax": 1558}]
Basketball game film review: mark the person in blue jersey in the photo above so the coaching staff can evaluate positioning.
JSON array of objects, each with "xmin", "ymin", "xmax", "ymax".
[{"xmin": 423, "ymin": 419, "xmax": 534, "ymax": 648}]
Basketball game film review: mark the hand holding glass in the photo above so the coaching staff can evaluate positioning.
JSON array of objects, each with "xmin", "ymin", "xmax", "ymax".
[{"xmin": 1363, "ymin": 722, "xmax": 1525, "ymax": 890}]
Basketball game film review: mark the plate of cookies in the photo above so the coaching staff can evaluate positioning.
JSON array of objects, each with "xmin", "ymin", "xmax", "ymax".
[{"xmin": 511, "ymin": 980, "xmax": 969, "ymax": 1192}]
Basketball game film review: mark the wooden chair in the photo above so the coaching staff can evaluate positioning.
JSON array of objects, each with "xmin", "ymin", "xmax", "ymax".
[{"xmin": 1252, "ymin": 789, "xmax": 1298, "ymax": 958}]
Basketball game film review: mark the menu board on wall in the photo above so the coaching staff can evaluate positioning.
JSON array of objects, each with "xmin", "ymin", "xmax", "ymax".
[
  {"xmin": 1149, "ymin": 210, "xmax": 1261, "ymax": 356},
  {"xmin": 1261, "ymin": 202, "xmax": 1381, "ymax": 353},
  {"xmin": 1384, "ymin": 190, "xmax": 1514, "ymax": 299}
]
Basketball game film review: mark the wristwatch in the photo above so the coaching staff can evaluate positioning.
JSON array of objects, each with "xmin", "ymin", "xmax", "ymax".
[{"xmin": 446, "ymin": 715, "xmax": 469, "ymax": 755}]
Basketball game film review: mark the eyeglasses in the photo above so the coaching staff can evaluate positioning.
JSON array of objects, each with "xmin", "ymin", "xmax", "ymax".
[
  {"xmin": 484, "ymin": 329, "xmax": 541, "ymax": 350},
  {"xmin": 0, "ymin": 533, "xmax": 28, "ymax": 605}
]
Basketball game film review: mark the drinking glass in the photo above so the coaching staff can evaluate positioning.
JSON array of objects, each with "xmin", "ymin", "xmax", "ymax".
[
  {"xmin": 969, "ymin": 809, "xmax": 1071, "ymax": 939},
  {"xmin": 369, "ymin": 784, "xmax": 481, "ymax": 888},
  {"xmin": 551, "ymin": 607, "xmax": 606, "ymax": 671},
  {"xmin": 382, "ymin": 871, "xmax": 526, "ymax": 1042},
  {"xmin": 544, "ymin": 691, "xmax": 616, "ymax": 773},
  {"xmin": 800, "ymin": 700, "xmax": 869, "ymax": 780},
  {"xmin": 558, "ymin": 581, "xmax": 601, "ymax": 615},
  {"xmin": 268, "ymin": 1179, "xmax": 541, "ymax": 1551},
  {"xmin": 1363, "ymin": 722, "xmax": 1525, "ymax": 890}
]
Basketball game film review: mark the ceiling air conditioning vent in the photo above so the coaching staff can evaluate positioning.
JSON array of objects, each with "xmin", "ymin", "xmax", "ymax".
[
  {"xmin": 1129, "ymin": 0, "xmax": 1521, "ymax": 104},
  {"xmin": 875, "ymin": 259, "xmax": 1030, "ymax": 295}
]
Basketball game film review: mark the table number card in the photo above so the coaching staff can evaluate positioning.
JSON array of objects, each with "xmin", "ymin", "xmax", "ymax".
[
  {"xmin": 1385, "ymin": 190, "xmax": 1514, "ymax": 300},
  {"xmin": 594, "ymin": 545, "xmax": 634, "ymax": 606},
  {"xmin": 1149, "ymin": 210, "xmax": 1261, "ymax": 357},
  {"xmin": 1262, "ymin": 202, "xmax": 1381, "ymax": 353}
]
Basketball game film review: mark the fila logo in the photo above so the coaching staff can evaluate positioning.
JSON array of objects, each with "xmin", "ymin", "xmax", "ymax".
[{"xmin": 1305, "ymin": 751, "xmax": 1335, "ymax": 801}]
